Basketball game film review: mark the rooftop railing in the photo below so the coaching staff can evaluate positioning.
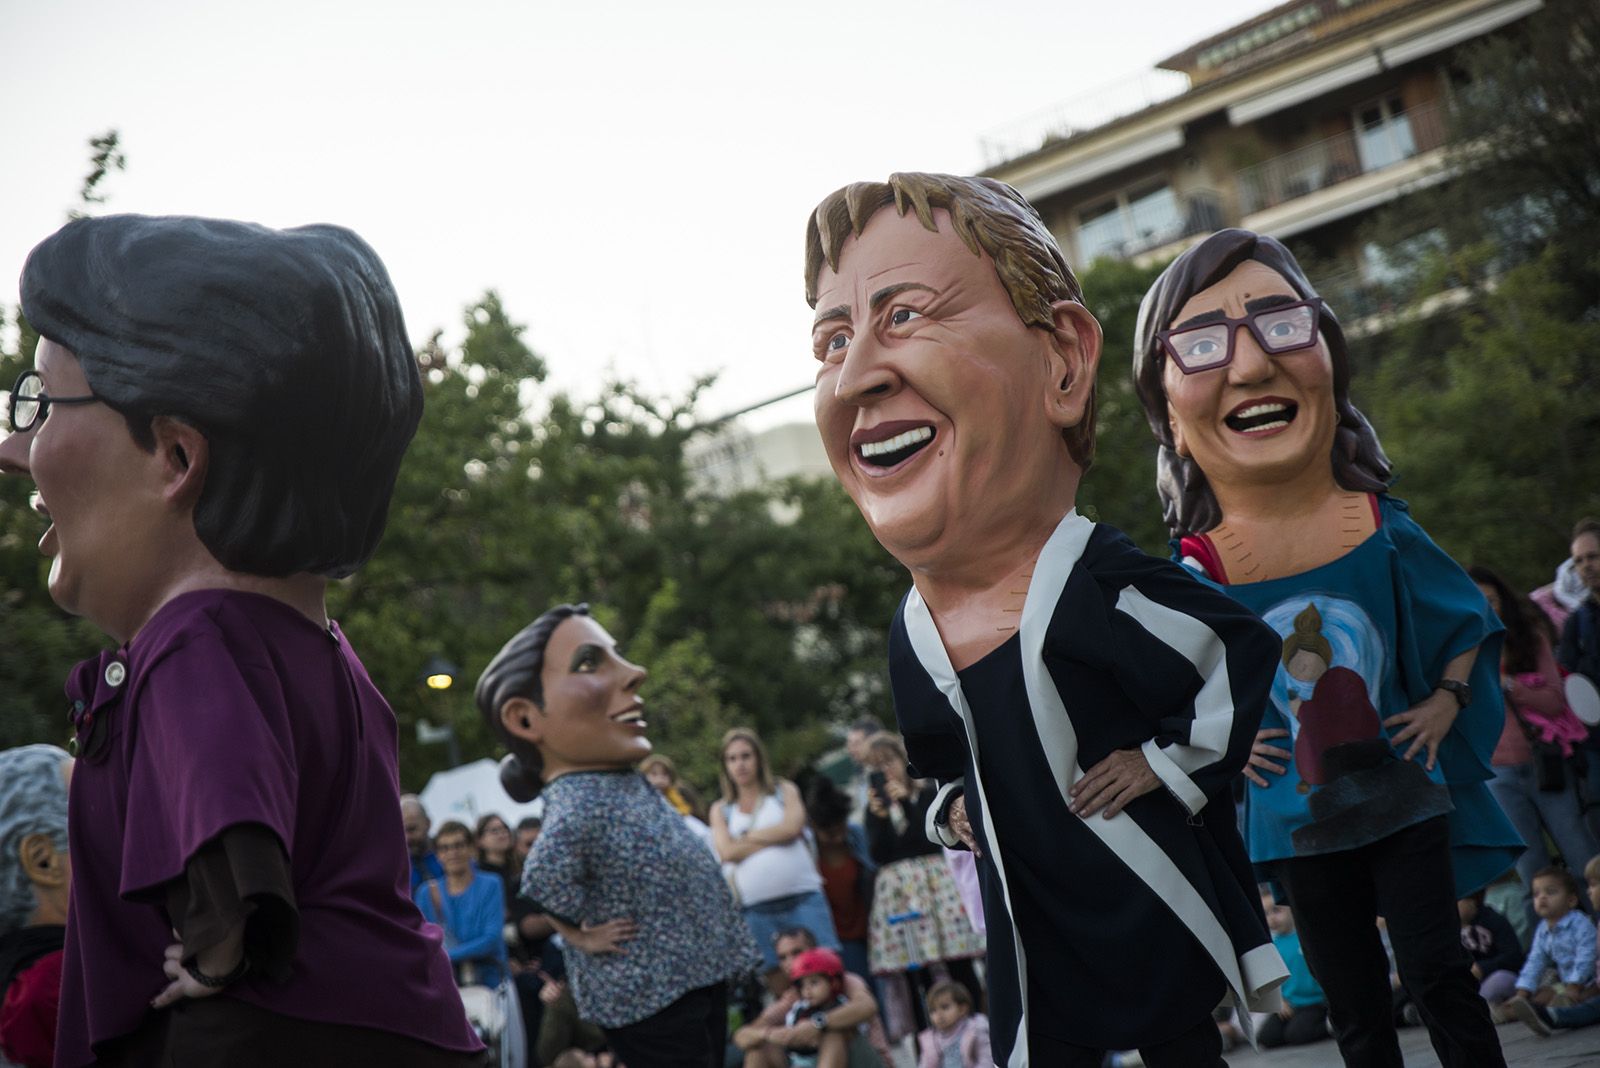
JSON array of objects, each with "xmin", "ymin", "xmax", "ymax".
[
  {"xmin": 978, "ymin": 69, "xmax": 1192, "ymax": 167},
  {"xmin": 1234, "ymin": 100, "xmax": 1447, "ymax": 216}
]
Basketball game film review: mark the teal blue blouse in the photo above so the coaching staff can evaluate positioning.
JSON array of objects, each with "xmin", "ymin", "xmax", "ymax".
[{"xmin": 1181, "ymin": 496, "xmax": 1521, "ymax": 896}]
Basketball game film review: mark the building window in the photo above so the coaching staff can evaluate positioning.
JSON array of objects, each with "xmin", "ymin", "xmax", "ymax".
[
  {"xmin": 1076, "ymin": 180, "xmax": 1183, "ymax": 263},
  {"xmin": 1354, "ymin": 95, "xmax": 1417, "ymax": 172}
]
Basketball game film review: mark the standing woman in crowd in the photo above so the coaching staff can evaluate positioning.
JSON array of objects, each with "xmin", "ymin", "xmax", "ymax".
[
  {"xmin": 711, "ymin": 728, "xmax": 841, "ymax": 978},
  {"xmin": 803, "ymin": 775, "xmax": 877, "ymax": 985},
  {"xmin": 0, "ymin": 215, "xmax": 481, "ymax": 1064},
  {"xmin": 640, "ymin": 753, "xmax": 707, "ymax": 822},
  {"xmin": 1469, "ymin": 566, "xmax": 1597, "ymax": 905},
  {"xmin": 861, "ymin": 733, "xmax": 984, "ymax": 1041},
  {"xmin": 1133, "ymin": 228, "xmax": 1521, "ymax": 1068},
  {"xmin": 475, "ymin": 812, "xmax": 520, "ymax": 916},
  {"xmin": 476, "ymin": 815, "xmax": 516, "ymax": 883},
  {"xmin": 476, "ymin": 604, "xmax": 759, "ymax": 1066}
]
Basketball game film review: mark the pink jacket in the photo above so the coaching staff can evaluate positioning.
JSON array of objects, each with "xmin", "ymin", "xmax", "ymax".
[{"xmin": 917, "ymin": 1013, "xmax": 992, "ymax": 1068}]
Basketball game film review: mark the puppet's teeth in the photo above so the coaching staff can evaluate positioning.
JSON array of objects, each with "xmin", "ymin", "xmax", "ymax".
[{"xmin": 860, "ymin": 426, "xmax": 932, "ymax": 458}]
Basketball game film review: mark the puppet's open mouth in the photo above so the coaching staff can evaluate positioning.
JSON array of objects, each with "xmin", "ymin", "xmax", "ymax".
[
  {"xmin": 855, "ymin": 425, "xmax": 935, "ymax": 469},
  {"xmin": 610, "ymin": 704, "xmax": 646, "ymax": 727},
  {"xmin": 1225, "ymin": 400, "xmax": 1297, "ymax": 434}
]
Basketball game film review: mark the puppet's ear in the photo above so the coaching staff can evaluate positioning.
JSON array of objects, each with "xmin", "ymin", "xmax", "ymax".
[
  {"xmin": 19, "ymin": 833, "xmax": 67, "ymax": 890},
  {"xmin": 149, "ymin": 416, "xmax": 210, "ymax": 509},
  {"xmin": 501, "ymin": 696, "xmax": 542, "ymax": 745},
  {"xmin": 1168, "ymin": 407, "xmax": 1191, "ymax": 458},
  {"xmin": 1043, "ymin": 300, "xmax": 1102, "ymax": 432}
]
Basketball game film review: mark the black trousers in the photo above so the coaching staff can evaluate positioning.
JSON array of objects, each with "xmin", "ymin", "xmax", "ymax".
[
  {"xmin": 1275, "ymin": 816, "xmax": 1506, "ymax": 1068},
  {"xmin": 1030, "ymin": 1013, "xmax": 1225, "ymax": 1067},
  {"xmin": 1258, "ymin": 1002, "xmax": 1329, "ymax": 1048},
  {"xmin": 603, "ymin": 981, "xmax": 727, "ymax": 1068}
]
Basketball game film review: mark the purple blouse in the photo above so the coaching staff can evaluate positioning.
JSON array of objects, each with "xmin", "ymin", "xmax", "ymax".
[{"xmin": 57, "ymin": 589, "xmax": 480, "ymax": 1065}]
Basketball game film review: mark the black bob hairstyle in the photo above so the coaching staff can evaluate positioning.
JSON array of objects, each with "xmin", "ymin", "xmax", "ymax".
[
  {"xmin": 1131, "ymin": 228, "xmax": 1391, "ymax": 539},
  {"xmin": 474, "ymin": 603, "xmax": 591, "ymax": 802},
  {"xmin": 20, "ymin": 214, "xmax": 423, "ymax": 579}
]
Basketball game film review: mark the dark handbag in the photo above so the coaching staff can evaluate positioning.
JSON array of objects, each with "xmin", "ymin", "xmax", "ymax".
[
  {"xmin": 1508, "ymin": 700, "xmax": 1570, "ymax": 793},
  {"xmin": 1531, "ymin": 738, "xmax": 1568, "ymax": 792}
]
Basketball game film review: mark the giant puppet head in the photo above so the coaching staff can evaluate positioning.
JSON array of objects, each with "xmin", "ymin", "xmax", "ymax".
[
  {"xmin": 804, "ymin": 174, "xmax": 1102, "ymax": 576},
  {"xmin": 1131, "ymin": 228, "xmax": 1390, "ymax": 538},
  {"xmin": 475, "ymin": 604, "xmax": 652, "ymax": 802},
  {"xmin": 0, "ymin": 746, "xmax": 72, "ymax": 937},
  {"xmin": 1, "ymin": 215, "xmax": 422, "ymax": 639}
]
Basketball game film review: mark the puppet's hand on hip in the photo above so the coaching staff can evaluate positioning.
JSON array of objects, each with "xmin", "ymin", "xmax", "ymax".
[
  {"xmin": 573, "ymin": 917, "xmax": 638, "ymax": 955},
  {"xmin": 151, "ymin": 941, "xmax": 230, "ymax": 1009},
  {"xmin": 1383, "ymin": 691, "xmax": 1459, "ymax": 771},
  {"xmin": 1069, "ymin": 748, "xmax": 1159, "ymax": 819},
  {"xmin": 945, "ymin": 794, "xmax": 981, "ymax": 857},
  {"xmin": 1244, "ymin": 727, "xmax": 1293, "ymax": 787}
]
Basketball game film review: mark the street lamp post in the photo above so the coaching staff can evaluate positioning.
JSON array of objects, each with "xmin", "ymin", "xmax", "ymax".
[{"xmin": 417, "ymin": 655, "xmax": 463, "ymax": 768}]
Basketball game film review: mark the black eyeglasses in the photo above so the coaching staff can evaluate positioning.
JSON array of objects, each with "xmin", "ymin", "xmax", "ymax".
[
  {"xmin": 1157, "ymin": 300, "xmax": 1323, "ymax": 375},
  {"xmin": 7, "ymin": 370, "xmax": 102, "ymax": 432}
]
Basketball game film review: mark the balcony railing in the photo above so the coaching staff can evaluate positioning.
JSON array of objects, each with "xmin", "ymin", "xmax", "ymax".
[
  {"xmin": 1235, "ymin": 101, "xmax": 1447, "ymax": 216},
  {"xmin": 1077, "ymin": 189, "xmax": 1224, "ymax": 264}
]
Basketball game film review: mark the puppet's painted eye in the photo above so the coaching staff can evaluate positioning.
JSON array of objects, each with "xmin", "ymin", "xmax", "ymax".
[{"xmin": 889, "ymin": 308, "xmax": 923, "ymax": 326}]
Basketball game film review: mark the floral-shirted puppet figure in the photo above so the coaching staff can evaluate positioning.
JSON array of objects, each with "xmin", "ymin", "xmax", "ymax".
[
  {"xmin": 804, "ymin": 173, "xmax": 1287, "ymax": 1067},
  {"xmin": 0, "ymin": 745, "xmax": 71, "ymax": 1068},
  {"xmin": 1133, "ymin": 227, "xmax": 1521, "ymax": 1068},
  {"xmin": 475, "ymin": 604, "xmax": 759, "ymax": 1066},
  {"xmin": 0, "ymin": 215, "xmax": 482, "ymax": 1066}
]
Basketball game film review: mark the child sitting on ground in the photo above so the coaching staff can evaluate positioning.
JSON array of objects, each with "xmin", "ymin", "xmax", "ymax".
[
  {"xmin": 1511, "ymin": 867, "xmax": 1598, "ymax": 1005},
  {"xmin": 1257, "ymin": 890, "xmax": 1329, "ymax": 1048},
  {"xmin": 1458, "ymin": 890, "xmax": 1524, "ymax": 1007},
  {"xmin": 916, "ymin": 980, "xmax": 991, "ymax": 1068},
  {"xmin": 785, "ymin": 948, "xmax": 879, "ymax": 1068},
  {"xmin": 1511, "ymin": 857, "xmax": 1600, "ymax": 1036}
]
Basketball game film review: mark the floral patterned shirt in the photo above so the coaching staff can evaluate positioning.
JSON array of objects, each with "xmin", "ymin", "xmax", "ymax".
[{"xmin": 521, "ymin": 770, "xmax": 759, "ymax": 1027}]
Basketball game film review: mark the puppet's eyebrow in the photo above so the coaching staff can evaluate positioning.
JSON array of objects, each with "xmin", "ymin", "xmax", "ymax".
[
  {"xmin": 1173, "ymin": 309, "xmax": 1226, "ymax": 331},
  {"xmin": 812, "ymin": 304, "xmax": 850, "ymax": 331},
  {"xmin": 1172, "ymin": 294, "xmax": 1303, "ymax": 331},
  {"xmin": 1246, "ymin": 294, "xmax": 1300, "ymax": 313},
  {"xmin": 870, "ymin": 282, "xmax": 937, "ymax": 310}
]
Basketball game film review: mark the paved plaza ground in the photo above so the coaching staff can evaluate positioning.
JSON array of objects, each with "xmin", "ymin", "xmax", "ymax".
[
  {"xmin": 877, "ymin": 1019, "xmax": 1599, "ymax": 1066},
  {"xmin": 1228, "ymin": 1019, "xmax": 1600, "ymax": 1067}
]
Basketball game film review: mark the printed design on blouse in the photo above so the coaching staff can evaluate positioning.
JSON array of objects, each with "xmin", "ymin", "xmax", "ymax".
[{"xmin": 1261, "ymin": 595, "xmax": 1386, "ymax": 789}]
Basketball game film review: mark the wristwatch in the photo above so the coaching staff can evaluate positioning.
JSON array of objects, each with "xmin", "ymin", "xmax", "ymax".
[
  {"xmin": 810, "ymin": 1011, "xmax": 829, "ymax": 1032},
  {"xmin": 1436, "ymin": 679, "xmax": 1471, "ymax": 708}
]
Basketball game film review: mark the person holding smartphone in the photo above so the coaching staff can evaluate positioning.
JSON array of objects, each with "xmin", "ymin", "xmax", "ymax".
[{"xmin": 861, "ymin": 733, "xmax": 984, "ymax": 1044}]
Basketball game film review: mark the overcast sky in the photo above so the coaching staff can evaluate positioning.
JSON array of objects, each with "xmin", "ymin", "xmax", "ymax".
[{"xmin": 3, "ymin": 0, "xmax": 1272, "ymax": 431}]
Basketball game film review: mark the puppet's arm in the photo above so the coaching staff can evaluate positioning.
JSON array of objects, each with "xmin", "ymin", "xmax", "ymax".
[{"xmin": 1112, "ymin": 574, "xmax": 1279, "ymax": 816}]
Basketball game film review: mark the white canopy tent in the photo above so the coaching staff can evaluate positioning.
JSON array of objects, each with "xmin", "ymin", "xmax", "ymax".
[{"xmin": 418, "ymin": 758, "xmax": 544, "ymax": 835}]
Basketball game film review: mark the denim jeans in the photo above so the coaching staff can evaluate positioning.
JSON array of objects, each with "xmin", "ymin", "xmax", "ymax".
[
  {"xmin": 1487, "ymin": 760, "xmax": 1599, "ymax": 926},
  {"xmin": 741, "ymin": 889, "xmax": 841, "ymax": 971},
  {"xmin": 1549, "ymin": 995, "xmax": 1600, "ymax": 1029}
]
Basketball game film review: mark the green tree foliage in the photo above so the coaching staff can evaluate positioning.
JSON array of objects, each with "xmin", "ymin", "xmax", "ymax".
[
  {"xmin": 1356, "ymin": 250, "xmax": 1600, "ymax": 591},
  {"xmin": 1076, "ymin": 256, "xmax": 1171, "ymax": 553},
  {"xmin": 1345, "ymin": 0, "xmax": 1600, "ymax": 590},
  {"xmin": 324, "ymin": 292, "xmax": 904, "ymax": 795},
  {"xmin": 72, "ymin": 129, "xmax": 126, "ymax": 217}
]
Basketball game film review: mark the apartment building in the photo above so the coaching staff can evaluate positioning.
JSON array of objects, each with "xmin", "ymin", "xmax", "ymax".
[{"xmin": 981, "ymin": 0, "xmax": 1543, "ymax": 314}]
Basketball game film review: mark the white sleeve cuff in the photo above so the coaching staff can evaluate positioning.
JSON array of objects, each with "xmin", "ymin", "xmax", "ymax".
[
  {"xmin": 926, "ymin": 779, "xmax": 966, "ymax": 849},
  {"xmin": 1142, "ymin": 739, "xmax": 1207, "ymax": 816}
]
